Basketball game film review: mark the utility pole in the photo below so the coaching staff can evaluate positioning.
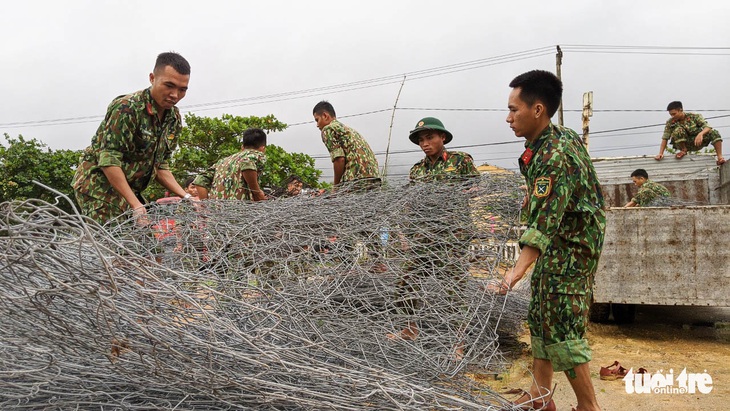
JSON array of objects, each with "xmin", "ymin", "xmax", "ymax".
[
  {"xmin": 582, "ymin": 91, "xmax": 593, "ymax": 152},
  {"xmin": 556, "ymin": 45, "xmax": 564, "ymax": 126}
]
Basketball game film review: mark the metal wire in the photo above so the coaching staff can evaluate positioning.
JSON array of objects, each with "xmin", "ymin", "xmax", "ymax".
[{"xmin": 0, "ymin": 174, "xmax": 537, "ymax": 410}]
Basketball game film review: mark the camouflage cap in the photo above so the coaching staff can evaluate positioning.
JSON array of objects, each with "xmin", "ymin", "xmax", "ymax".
[{"xmin": 408, "ymin": 117, "xmax": 453, "ymax": 145}]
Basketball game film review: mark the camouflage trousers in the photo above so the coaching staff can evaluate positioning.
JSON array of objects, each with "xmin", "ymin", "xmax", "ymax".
[
  {"xmin": 74, "ymin": 191, "xmax": 133, "ymax": 225},
  {"xmin": 668, "ymin": 127, "xmax": 722, "ymax": 152},
  {"xmin": 528, "ymin": 269, "xmax": 593, "ymax": 372}
]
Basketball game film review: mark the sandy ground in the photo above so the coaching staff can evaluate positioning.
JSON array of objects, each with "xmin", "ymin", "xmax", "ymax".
[{"xmin": 497, "ymin": 305, "xmax": 730, "ymax": 411}]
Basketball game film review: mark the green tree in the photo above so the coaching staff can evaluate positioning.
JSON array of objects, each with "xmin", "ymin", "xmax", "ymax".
[
  {"xmin": 0, "ymin": 134, "xmax": 80, "ymax": 212},
  {"xmin": 145, "ymin": 113, "xmax": 324, "ymax": 199}
]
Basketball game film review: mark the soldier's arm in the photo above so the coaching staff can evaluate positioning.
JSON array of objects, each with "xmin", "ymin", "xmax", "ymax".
[
  {"xmin": 155, "ymin": 169, "xmax": 187, "ymax": 198},
  {"xmin": 695, "ymin": 127, "xmax": 712, "ymax": 146},
  {"xmin": 521, "ymin": 163, "xmax": 576, "ymax": 254},
  {"xmin": 490, "ymin": 245, "xmax": 540, "ymax": 294},
  {"xmin": 461, "ymin": 154, "xmax": 479, "ymax": 176},
  {"xmin": 242, "ymin": 170, "xmax": 266, "ymax": 201},
  {"xmin": 321, "ymin": 126, "xmax": 346, "ymax": 184},
  {"xmin": 655, "ymin": 139, "xmax": 667, "ymax": 160},
  {"xmin": 656, "ymin": 122, "xmax": 673, "ymax": 160},
  {"xmin": 101, "ymin": 166, "xmax": 144, "ymax": 213},
  {"xmin": 632, "ymin": 186, "xmax": 651, "ymax": 207},
  {"xmin": 333, "ymin": 157, "xmax": 345, "ymax": 185}
]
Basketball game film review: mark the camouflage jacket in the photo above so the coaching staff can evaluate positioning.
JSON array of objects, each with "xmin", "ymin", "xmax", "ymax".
[
  {"xmin": 321, "ymin": 119, "xmax": 379, "ymax": 182},
  {"xmin": 193, "ymin": 149, "xmax": 266, "ymax": 200},
  {"xmin": 632, "ymin": 180, "xmax": 670, "ymax": 207},
  {"xmin": 409, "ymin": 150, "xmax": 479, "ymax": 182},
  {"xmin": 662, "ymin": 112, "xmax": 718, "ymax": 141},
  {"xmin": 518, "ymin": 123, "xmax": 606, "ymax": 293},
  {"xmin": 72, "ymin": 88, "xmax": 181, "ymax": 201}
]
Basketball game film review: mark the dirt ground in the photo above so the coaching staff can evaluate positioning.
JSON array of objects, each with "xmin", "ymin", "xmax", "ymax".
[{"xmin": 497, "ymin": 305, "xmax": 730, "ymax": 411}]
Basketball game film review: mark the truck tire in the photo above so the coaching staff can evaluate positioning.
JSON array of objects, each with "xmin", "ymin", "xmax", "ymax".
[
  {"xmin": 589, "ymin": 303, "xmax": 611, "ymax": 323},
  {"xmin": 611, "ymin": 303, "xmax": 636, "ymax": 324}
]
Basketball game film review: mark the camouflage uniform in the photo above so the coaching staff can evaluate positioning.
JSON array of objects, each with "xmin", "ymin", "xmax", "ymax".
[
  {"xmin": 518, "ymin": 123, "xmax": 606, "ymax": 372},
  {"xmin": 321, "ymin": 119, "xmax": 380, "ymax": 183},
  {"xmin": 396, "ymin": 151, "xmax": 479, "ymax": 323},
  {"xmin": 632, "ymin": 180, "xmax": 670, "ymax": 207},
  {"xmin": 409, "ymin": 150, "xmax": 479, "ymax": 182},
  {"xmin": 72, "ymin": 88, "xmax": 182, "ymax": 224},
  {"xmin": 662, "ymin": 112, "xmax": 722, "ymax": 152},
  {"xmin": 193, "ymin": 149, "xmax": 266, "ymax": 200}
]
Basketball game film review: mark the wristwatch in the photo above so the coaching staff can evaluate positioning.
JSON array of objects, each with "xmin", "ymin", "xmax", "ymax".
[{"xmin": 183, "ymin": 193, "xmax": 192, "ymax": 200}]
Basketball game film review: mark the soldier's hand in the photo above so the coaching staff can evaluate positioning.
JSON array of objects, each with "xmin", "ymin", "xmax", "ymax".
[
  {"xmin": 485, "ymin": 279, "xmax": 510, "ymax": 295},
  {"xmin": 133, "ymin": 205, "xmax": 150, "ymax": 227},
  {"xmin": 654, "ymin": 153, "xmax": 664, "ymax": 161},
  {"xmin": 694, "ymin": 134, "xmax": 704, "ymax": 147}
]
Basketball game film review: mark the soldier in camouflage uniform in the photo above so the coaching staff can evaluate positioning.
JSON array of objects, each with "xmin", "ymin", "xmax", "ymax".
[
  {"xmin": 655, "ymin": 101, "xmax": 724, "ymax": 165},
  {"xmin": 387, "ymin": 118, "xmax": 478, "ymax": 351},
  {"xmin": 408, "ymin": 117, "xmax": 479, "ymax": 181},
  {"xmin": 494, "ymin": 70, "xmax": 605, "ymax": 411},
  {"xmin": 193, "ymin": 128, "xmax": 267, "ymax": 201},
  {"xmin": 72, "ymin": 52, "xmax": 192, "ymax": 225},
  {"xmin": 312, "ymin": 101, "xmax": 380, "ymax": 189},
  {"xmin": 624, "ymin": 169, "xmax": 671, "ymax": 207}
]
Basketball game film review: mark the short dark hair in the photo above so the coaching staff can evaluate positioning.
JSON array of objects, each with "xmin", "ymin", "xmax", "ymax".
[
  {"xmin": 242, "ymin": 128, "xmax": 267, "ymax": 148},
  {"xmin": 313, "ymin": 101, "xmax": 336, "ymax": 117},
  {"xmin": 631, "ymin": 169, "xmax": 649, "ymax": 179},
  {"xmin": 509, "ymin": 70, "xmax": 563, "ymax": 117},
  {"xmin": 184, "ymin": 176, "xmax": 196, "ymax": 187},
  {"xmin": 154, "ymin": 52, "xmax": 190, "ymax": 75},
  {"xmin": 666, "ymin": 101, "xmax": 683, "ymax": 111}
]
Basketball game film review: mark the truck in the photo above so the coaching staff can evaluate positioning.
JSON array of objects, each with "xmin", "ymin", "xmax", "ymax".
[{"xmin": 589, "ymin": 154, "xmax": 730, "ymax": 323}]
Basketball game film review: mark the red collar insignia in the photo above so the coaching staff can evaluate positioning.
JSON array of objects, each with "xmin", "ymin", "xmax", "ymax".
[
  {"xmin": 146, "ymin": 102, "xmax": 154, "ymax": 116},
  {"xmin": 520, "ymin": 148, "xmax": 534, "ymax": 165}
]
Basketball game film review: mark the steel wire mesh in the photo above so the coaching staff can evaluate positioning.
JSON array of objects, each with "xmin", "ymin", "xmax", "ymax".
[{"xmin": 0, "ymin": 174, "xmax": 538, "ymax": 410}]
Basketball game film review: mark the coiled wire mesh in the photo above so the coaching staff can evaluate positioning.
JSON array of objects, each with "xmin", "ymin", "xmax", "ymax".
[{"xmin": 1, "ymin": 174, "xmax": 537, "ymax": 410}]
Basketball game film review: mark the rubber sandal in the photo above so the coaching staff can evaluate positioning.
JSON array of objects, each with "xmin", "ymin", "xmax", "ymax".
[
  {"xmin": 599, "ymin": 360, "xmax": 623, "ymax": 381},
  {"xmin": 717, "ymin": 157, "xmax": 726, "ymax": 166},
  {"xmin": 501, "ymin": 384, "xmax": 557, "ymax": 411},
  {"xmin": 675, "ymin": 150, "xmax": 688, "ymax": 159}
]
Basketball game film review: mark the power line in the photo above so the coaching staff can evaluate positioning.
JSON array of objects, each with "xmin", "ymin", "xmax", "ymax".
[
  {"xmin": 4, "ymin": 44, "xmax": 729, "ymax": 128},
  {"xmin": 0, "ymin": 47, "xmax": 555, "ymax": 128}
]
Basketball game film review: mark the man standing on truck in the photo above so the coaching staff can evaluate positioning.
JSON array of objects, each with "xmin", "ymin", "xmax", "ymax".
[
  {"xmin": 624, "ymin": 169, "xmax": 670, "ymax": 207},
  {"xmin": 493, "ymin": 70, "xmax": 606, "ymax": 411},
  {"xmin": 655, "ymin": 101, "xmax": 725, "ymax": 166}
]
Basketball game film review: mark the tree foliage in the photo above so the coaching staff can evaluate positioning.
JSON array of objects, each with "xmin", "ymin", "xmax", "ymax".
[
  {"xmin": 0, "ymin": 134, "xmax": 80, "ymax": 212},
  {"xmin": 145, "ymin": 113, "xmax": 324, "ymax": 199}
]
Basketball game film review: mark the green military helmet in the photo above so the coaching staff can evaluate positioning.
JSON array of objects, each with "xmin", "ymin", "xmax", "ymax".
[{"xmin": 408, "ymin": 117, "xmax": 453, "ymax": 145}]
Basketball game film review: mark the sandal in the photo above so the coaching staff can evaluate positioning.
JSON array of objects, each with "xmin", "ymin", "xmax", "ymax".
[
  {"xmin": 501, "ymin": 385, "xmax": 557, "ymax": 411},
  {"xmin": 717, "ymin": 157, "xmax": 726, "ymax": 166},
  {"xmin": 675, "ymin": 150, "xmax": 688, "ymax": 159},
  {"xmin": 599, "ymin": 361, "xmax": 628, "ymax": 381}
]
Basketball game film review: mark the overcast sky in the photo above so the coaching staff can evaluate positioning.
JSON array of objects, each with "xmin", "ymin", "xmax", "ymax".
[{"xmin": 2, "ymin": 0, "xmax": 729, "ymax": 181}]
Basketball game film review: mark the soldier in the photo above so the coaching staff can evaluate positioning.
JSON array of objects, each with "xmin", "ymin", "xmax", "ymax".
[
  {"xmin": 387, "ymin": 117, "xmax": 478, "ymax": 358},
  {"xmin": 624, "ymin": 169, "xmax": 670, "ymax": 207},
  {"xmin": 655, "ymin": 101, "xmax": 725, "ymax": 165},
  {"xmin": 493, "ymin": 70, "xmax": 605, "ymax": 411},
  {"xmin": 72, "ymin": 52, "xmax": 192, "ymax": 224},
  {"xmin": 271, "ymin": 175, "xmax": 304, "ymax": 198},
  {"xmin": 193, "ymin": 128, "xmax": 267, "ymax": 201},
  {"xmin": 408, "ymin": 117, "xmax": 479, "ymax": 181},
  {"xmin": 183, "ymin": 177, "xmax": 199, "ymax": 199},
  {"xmin": 312, "ymin": 101, "xmax": 380, "ymax": 188}
]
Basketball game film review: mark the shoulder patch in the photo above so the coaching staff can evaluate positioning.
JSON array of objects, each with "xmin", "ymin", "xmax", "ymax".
[{"xmin": 534, "ymin": 176, "xmax": 552, "ymax": 198}]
